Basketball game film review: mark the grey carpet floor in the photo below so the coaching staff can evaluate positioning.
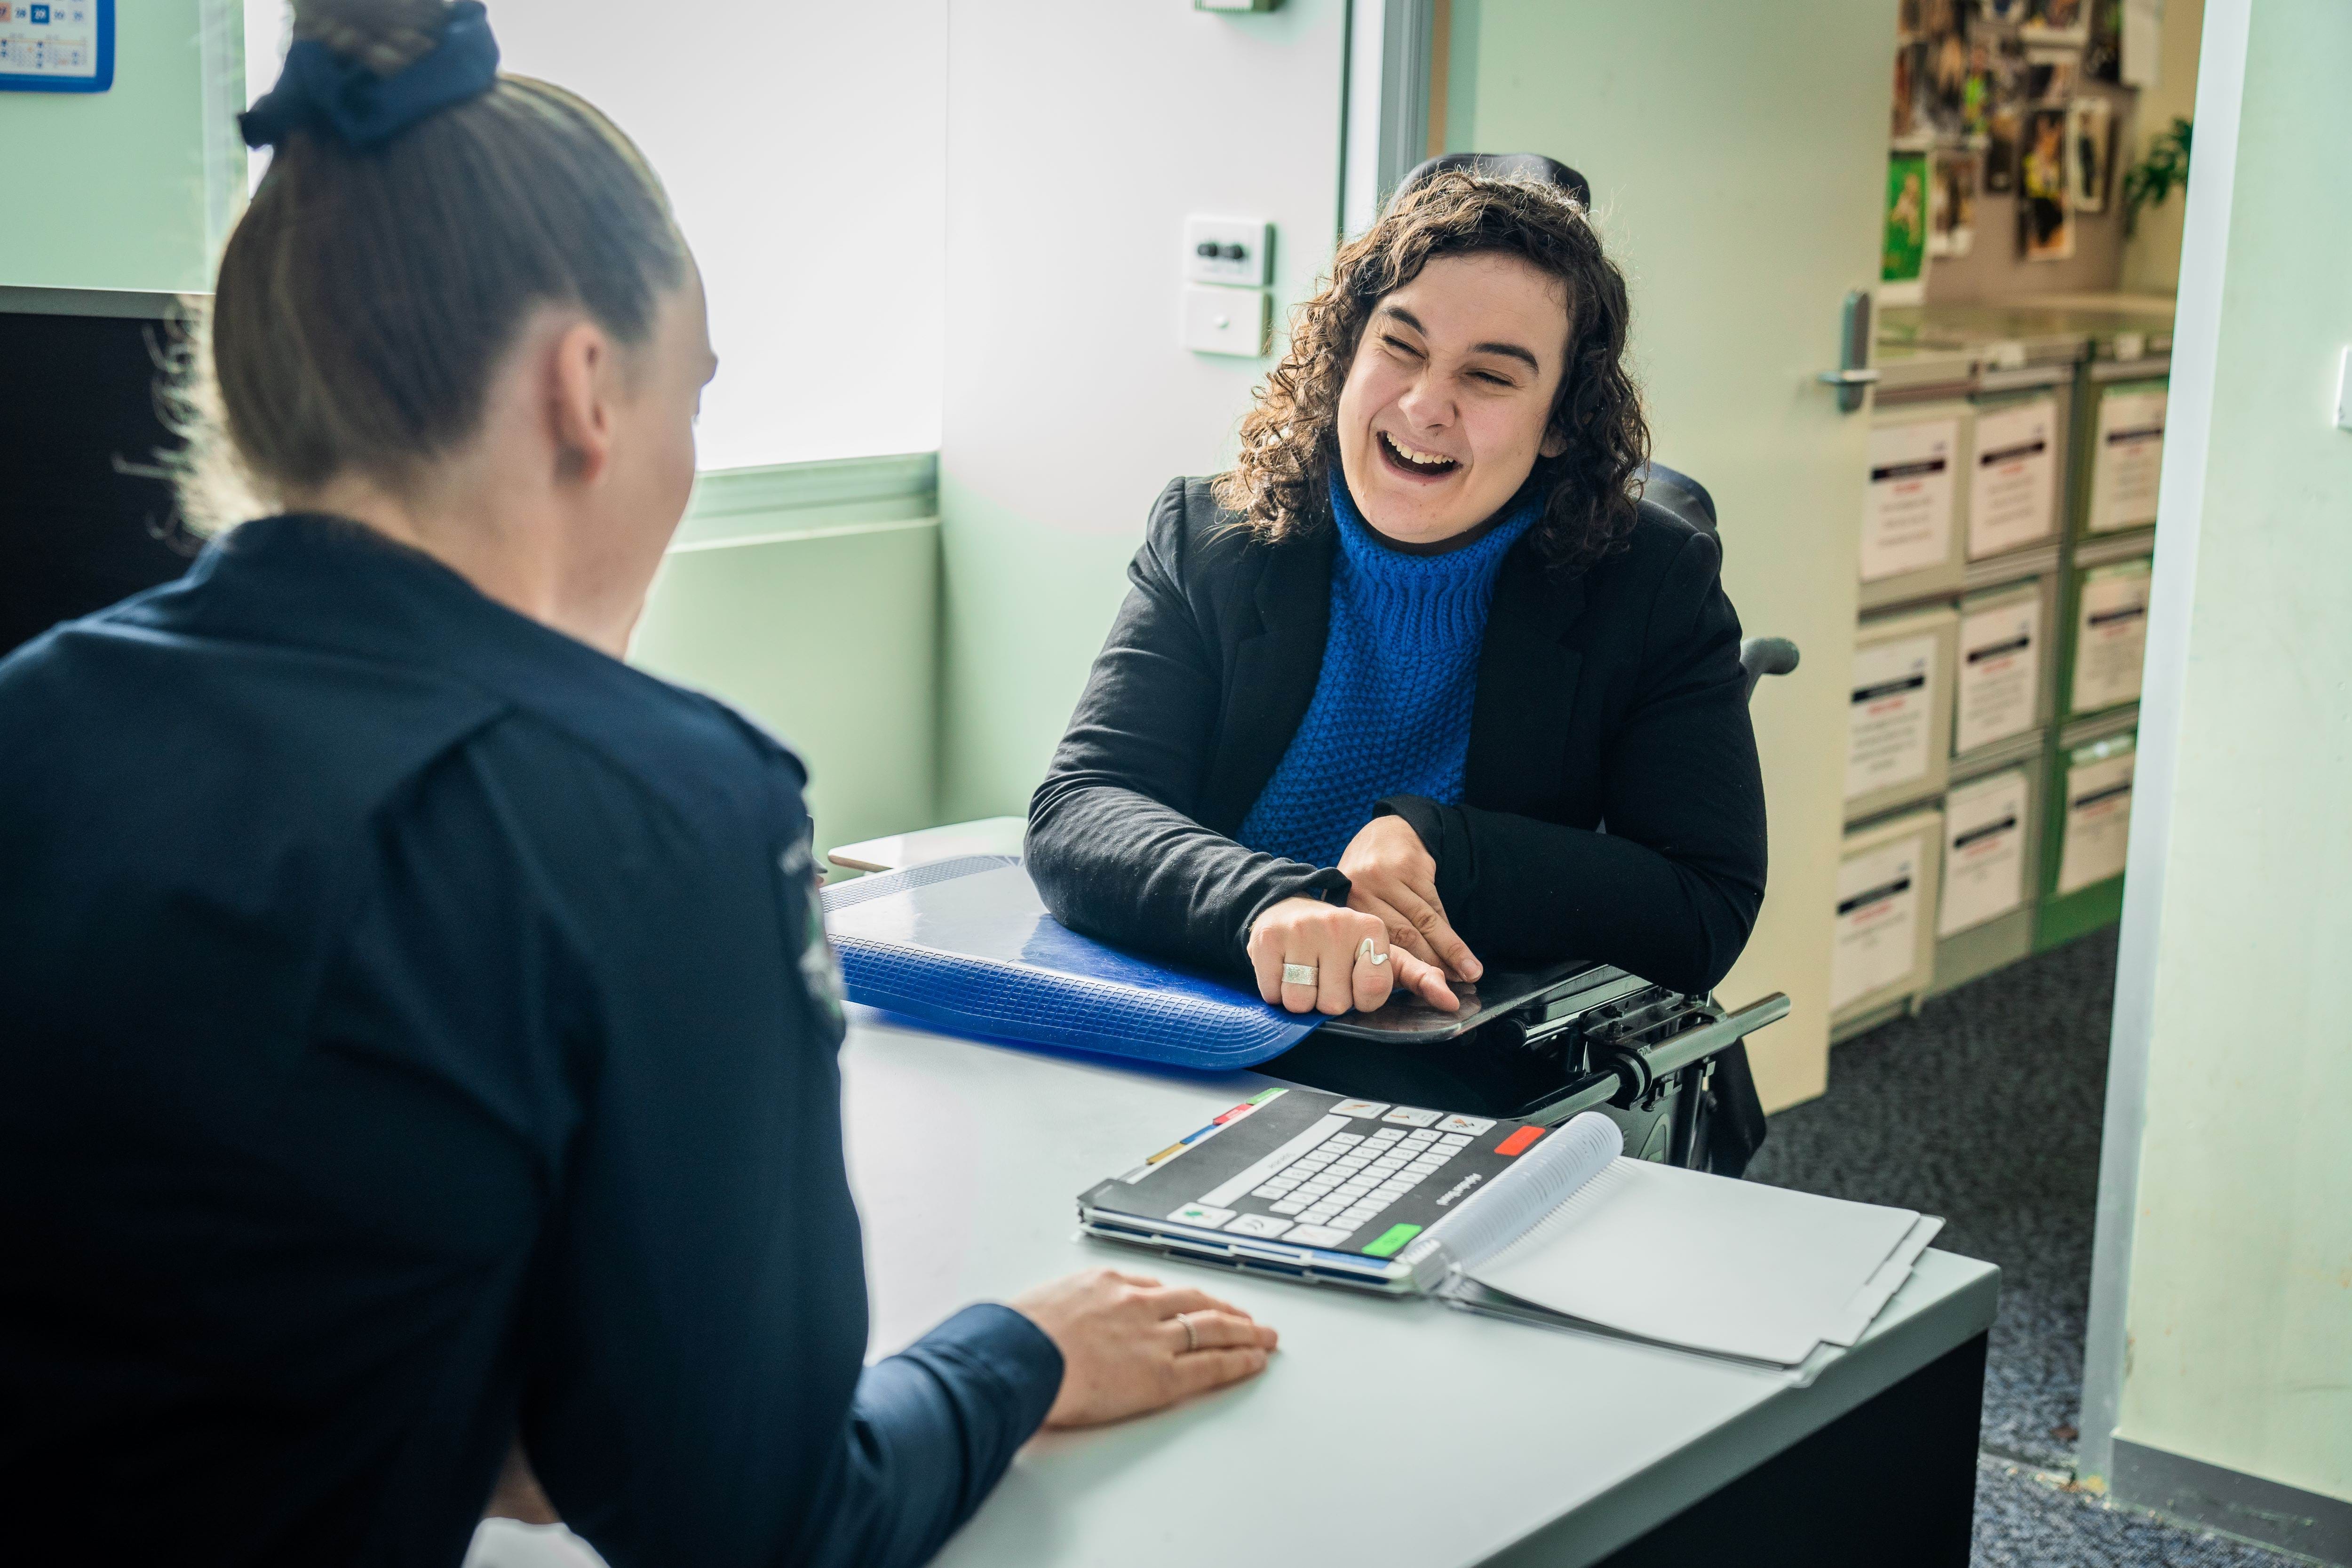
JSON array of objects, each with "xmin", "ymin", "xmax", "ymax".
[{"xmin": 1743, "ymin": 929, "xmax": 2311, "ymax": 1568}]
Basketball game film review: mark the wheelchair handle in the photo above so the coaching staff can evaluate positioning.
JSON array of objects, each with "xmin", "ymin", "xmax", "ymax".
[
  {"xmin": 1641, "ymin": 992, "xmax": 1791, "ymax": 1081},
  {"xmin": 1542, "ymin": 992, "xmax": 1793, "ymax": 1122}
]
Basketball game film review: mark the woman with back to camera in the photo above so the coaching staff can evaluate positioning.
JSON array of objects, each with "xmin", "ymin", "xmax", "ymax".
[
  {"xmin": 0, "ymin": 2, "xmax": 1275, "ymax": 1563},
  {"xmin": 1027, "ymin": 165, "xmax": 1770, "ymax": 1149}
]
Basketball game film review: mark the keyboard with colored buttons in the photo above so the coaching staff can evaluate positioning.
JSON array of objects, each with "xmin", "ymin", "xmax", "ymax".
[{"xmin": 1248, "ymin": 1123, "xmax": 1475, "ymax": 1248}]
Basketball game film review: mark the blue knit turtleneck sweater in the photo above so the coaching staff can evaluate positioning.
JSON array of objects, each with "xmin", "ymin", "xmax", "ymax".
[{"xmin": 1236, "ymin": 476, "xmax": 1537, "ymax": 869}]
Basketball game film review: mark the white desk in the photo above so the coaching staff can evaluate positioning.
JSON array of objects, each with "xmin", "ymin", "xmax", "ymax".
[
  {"xmin": 842, "ymin": 1009, "xmax": 1999, "ymax": 1568},
  {"xmin": 827, "ymin": 817, "xmax": 1025, "ymax": 875}
]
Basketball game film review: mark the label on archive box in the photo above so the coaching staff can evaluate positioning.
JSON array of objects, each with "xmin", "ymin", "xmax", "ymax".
[
  {"xmin": 1861, "ymin": 419, "xmax": 1960, "ymax": 582},
  {"xmin": 2089, "ymin": 388, "xmax": 2166, "ymax": 533},
  {"xmin": 1847, "ymin": 633, "xmax": 1938, "ymax": 800},
  {"xmin": 1832, "ymin": 833, "xmax": 1925, "ymax": 1011},
  {"xmin": 1968, "ymin": 399, "xmax": 2059, "ymax": 557},
  {"xmin": 1938, "ymin": 770, "xmax": 2029, "ymax": 936},
  {"xmin": 2058, "ymin": 743, "xmax": 2137, "ymax": 894},
  {"xmin": 2071, "ymin": 559, "xmax": 2151, "ymax": 712},
  {"xmin": 1955, "ymin": 595, "xmax": 2042, "ymax": 754}
]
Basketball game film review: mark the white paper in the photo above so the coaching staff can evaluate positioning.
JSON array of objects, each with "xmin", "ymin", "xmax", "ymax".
[
  {"xmin": 1413, "ymin": 1112, "xmax": 1621, "ymax": 1274},
  {"xmin": 1466, "ymin": 1158, "xmax": 1929, "ymax": 1368},
  {"xmin": 1861, "ymin": 418, "xmax": 1961, "ymax": 581},
  {"xmin": 1853, "ymin": 416, "xmax": 1966, "ymax": 583},
  {"xmin": 1955, "ymin": 596, "xmax": 2043, "ymax": 753},
  {"xmin": 1938, "ymin": 771, "xmax": 2030, "ymax": 936},
  {"xmin": 1846, "ymin": 634, "xmax": 1939, "ymax": 800},
  {"xmin": 1967, "ymin": 399, "xmax": 2060, "ymax": 557},
  {"xmin": 1831, "ymin": 834, "xmax": 1925, "ymax": 1011},
  {"xmin": 1837, "ymin": 1214, "xmax": 1947, "ymax": 1345},
  {"xmin": 2071, "ymin": 560, "xmax": 2152, "ymax": 712},
  {"xmin": 2090, "ymin": 388, "xmax": 2167, "ymax": 533},
  {"xmin": 2058, "ymin": 746, "xmax": 2137, "ymax": 893}
]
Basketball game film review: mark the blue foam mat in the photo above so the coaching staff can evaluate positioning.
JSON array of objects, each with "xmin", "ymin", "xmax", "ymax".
[{"xmin": 820, "ymin": 856, "xmax": 1320, "ymax": 1071}]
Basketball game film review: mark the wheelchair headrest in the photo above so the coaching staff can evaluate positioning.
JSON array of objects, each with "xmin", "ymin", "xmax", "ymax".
[
  {"xmin": 1638, "ymin": 462, "xmax": 1718, "ymax": 535},
  {"xmin": 1391, "ymin": 152, "xmax": 1592, "ymax": 212}
]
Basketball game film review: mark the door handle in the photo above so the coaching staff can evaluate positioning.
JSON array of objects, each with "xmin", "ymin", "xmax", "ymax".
[{"xmin": 1817, "ymin": 288, "xmax": 1877, "ymax": 414}]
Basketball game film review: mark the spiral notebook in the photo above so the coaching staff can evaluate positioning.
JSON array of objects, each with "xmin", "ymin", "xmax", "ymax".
[
  {"xmin": 819, "ymin": 856, "xmax": 1323, "ymax": 1070},
  {"xmin": 1079, "ymin": 1089, "xmax": 1944, "ymax": 1382}
]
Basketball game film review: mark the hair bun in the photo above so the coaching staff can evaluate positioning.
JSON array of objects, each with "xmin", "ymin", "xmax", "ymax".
[{"xmin": 292, "ymin": 0, "xmax": 451, "ymax": 77}]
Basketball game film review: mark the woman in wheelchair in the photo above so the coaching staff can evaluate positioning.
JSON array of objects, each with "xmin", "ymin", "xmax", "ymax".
[{"xmin": 1027, "ymin": 164, "xmax": 1767, "ymax": 1032}]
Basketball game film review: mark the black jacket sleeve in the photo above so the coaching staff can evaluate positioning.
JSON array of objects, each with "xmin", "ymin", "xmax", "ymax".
[
  {"xmin": 1027, "ymin": 479, "xmax": 1346, "ymax": 973},
  {"xmin": 1376, "ymin": 529, "xmax": 1766, "ymax": 995},
  {"xmin": 476, "ymin": 730, "xmax": 1064, "ymax": 1568}
]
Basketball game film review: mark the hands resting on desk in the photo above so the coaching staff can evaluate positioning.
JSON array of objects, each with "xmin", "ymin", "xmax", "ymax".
[
  {"xmin": 483, "ymin": 1270, "xmax": 1281, "ymax": 1534},
  {"xmin": 1248, "ymin": 816, "xmax": 1480, "ymax": 1017},
  {"xmin": 1012, "ymin": 1268, "xmax": 1279, "ymax": 1425}
]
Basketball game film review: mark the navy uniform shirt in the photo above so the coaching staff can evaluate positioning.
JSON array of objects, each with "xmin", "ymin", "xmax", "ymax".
[{"xmin": 0, "ymin": 516, "xmax": 1062, "ymax": 1567}]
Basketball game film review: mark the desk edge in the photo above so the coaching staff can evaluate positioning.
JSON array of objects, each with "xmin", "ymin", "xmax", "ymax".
[{"xmin": 1483, "ymin": 1257, "xmax": 2001, "ymax": 1568}]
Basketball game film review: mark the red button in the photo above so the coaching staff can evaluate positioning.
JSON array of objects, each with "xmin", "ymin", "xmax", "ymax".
[{"xmin": 1494, "ymin": 1126, "xmax": 1544, "ymax": 1157}]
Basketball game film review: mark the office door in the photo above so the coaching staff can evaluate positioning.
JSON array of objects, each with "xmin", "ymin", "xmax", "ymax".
[{"xmin": 1447, "ymin": 1, "xmax": 1891, "ymax": 1108}]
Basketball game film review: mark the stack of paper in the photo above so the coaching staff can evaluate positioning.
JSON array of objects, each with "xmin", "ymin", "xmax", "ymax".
[{"xmin": 1462, "ymin": 1157, "xmax": 1942, "ymax": 1371}]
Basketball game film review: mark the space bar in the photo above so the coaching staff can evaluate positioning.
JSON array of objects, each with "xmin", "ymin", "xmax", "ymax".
[{"xmin": 1198, "ymin": 1116, "xmax": 1349, "ymax": 1209}]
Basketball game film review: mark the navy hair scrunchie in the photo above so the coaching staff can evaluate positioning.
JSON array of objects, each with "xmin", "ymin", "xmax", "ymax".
[{"xmin": 239, "ymin": 0, "xmax": 500, "ymax": 151}]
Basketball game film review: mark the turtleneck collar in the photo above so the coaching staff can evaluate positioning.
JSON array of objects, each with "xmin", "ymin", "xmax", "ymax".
[{"xmin": 1327, "ymin": 474, "xmax": 1538, "ymax": 649}]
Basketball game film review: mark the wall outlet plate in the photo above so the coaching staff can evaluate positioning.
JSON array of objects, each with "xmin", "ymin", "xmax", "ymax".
[
  {"xmin": 1182, "ymin": 286, "xmax": 1270, "ymax": 357},
  {"xmin": 1184, "ymin": 216, "xmax": 1273, "ymax": 287}
]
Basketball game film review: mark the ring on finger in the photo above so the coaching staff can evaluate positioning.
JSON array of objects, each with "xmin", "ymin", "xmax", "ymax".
[
  {"xmin": 1357, "ymin": 936, "xmax": 1388, "ymax": 968},
  {"xmin": 1280, "ymin": 962, "xmax": 1318, "ymax": 987},
  {"xmin": 1175, "ymin": 1311, "xmax": 1198, "ymax": 1353}
]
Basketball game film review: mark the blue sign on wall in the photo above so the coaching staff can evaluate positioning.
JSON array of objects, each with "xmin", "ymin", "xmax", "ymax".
[{"xmin": 0, "ymin": 0, "xmax": 114, "ymax": 93}]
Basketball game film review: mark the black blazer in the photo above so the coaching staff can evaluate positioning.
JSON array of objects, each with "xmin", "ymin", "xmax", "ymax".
[{"xmin": 1026, "ymin": 477, "xmax": 1768, "ymax": 997}]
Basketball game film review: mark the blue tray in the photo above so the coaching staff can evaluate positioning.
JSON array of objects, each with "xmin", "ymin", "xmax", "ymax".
[{"xmin": 820, "ymin": 856, "xmax": 1320, "ymax": 1070}]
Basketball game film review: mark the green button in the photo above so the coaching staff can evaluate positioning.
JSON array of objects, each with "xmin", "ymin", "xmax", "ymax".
[{"xmin": 1361, "ymin": 1223, "xmax": 1422, "ymax": 1258}]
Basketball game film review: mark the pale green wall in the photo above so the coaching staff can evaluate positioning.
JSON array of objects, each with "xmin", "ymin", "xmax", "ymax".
[
  {"xmin": 0, "ymin": 0, "xmax": 220, "ymax": 291},
  {"xmin": 631, "ymin": 518, "xmax": 941, "ymax": 860},
  {"xmin": 1453, "ymin": 0, "xmax": 1890, "ymax": 1112},
  {"xmin": 2100, "ymin": 0, "xmax": 2352, "ymax": 1505}
]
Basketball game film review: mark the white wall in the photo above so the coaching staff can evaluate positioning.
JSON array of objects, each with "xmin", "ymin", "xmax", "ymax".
[
  {"xmin": 2084, "ymin": 0, "xmax": 2352, "ymax": 1523},
  {"xmin": 935, "ymin": 0, "xmax": 1349, "ymax": 819},
  {"xmin": 475, "ymin": 0, "xmax": 952, "ymax": 471},
  {"xmin": 241, "ymin": 0, "xmax": 952, "ymax": 471}
]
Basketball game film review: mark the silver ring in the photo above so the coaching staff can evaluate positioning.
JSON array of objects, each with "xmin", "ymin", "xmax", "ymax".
[
  {"xmin": 1281, "ymin": 963, "xmax": 1318, "ymax": 987},
  {"xmin": 1359, "ymin": 937, "xmax": 1388, "ymax": 968},
  {"xmin": 1176, "ymin": 1311, "xmax": 1198, "ymax": 1353}
]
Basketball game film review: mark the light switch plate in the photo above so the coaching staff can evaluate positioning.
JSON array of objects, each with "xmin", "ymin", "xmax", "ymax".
[
  {"xmin": 1182, "ymin": 286, "xmax": 1270, "ymax": 357},
  {"xmin": 1185, "ymin": 216, "xmax": 1273, "ymax": 287}
]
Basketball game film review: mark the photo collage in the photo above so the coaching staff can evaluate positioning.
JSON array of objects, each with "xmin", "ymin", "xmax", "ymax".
[{"xmin": 1886, "ymin": 0, "xmax": 2124, "ymax": 286}]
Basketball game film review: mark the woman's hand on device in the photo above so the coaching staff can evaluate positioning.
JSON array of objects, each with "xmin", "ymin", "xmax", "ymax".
[
  {"xmin": 1246, "ymin": 897, "xmax": 1458, "ymax": 1016},
  {"xmin": 1012, "ymin": 1268, "xmax": 1278, "ymax": 1427},
  {"xmin": 1338, "ymin": 817, "xmax": 1484, "ymax": 983}
]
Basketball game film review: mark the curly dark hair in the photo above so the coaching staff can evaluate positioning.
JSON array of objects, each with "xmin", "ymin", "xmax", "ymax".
[{"xmin": 1214, "ymin": 171, "xmax": 1649, "ymax": 574}]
